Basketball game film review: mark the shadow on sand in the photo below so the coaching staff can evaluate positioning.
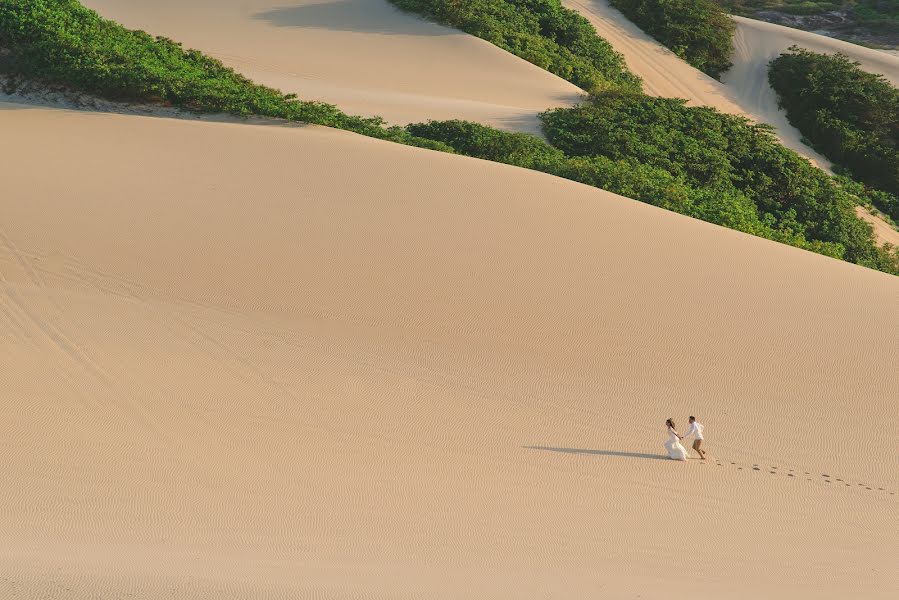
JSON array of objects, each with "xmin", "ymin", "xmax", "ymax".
[
  {"xmin": 524, "ymin": 446, "xmax": 670, "ymax": 461},
  {"xmin": 253, "ymin": 1, "xmax": 453, "ymax": 35}
]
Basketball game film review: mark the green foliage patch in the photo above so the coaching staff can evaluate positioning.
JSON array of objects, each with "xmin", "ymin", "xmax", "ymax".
[
  {"xmin": 0, "ymin": 0, "xmax": 452, "ymax": 150},
  {"xmin": 769, "ymin": 47, "xmax": 899, "ymax": 222},
  {"xmin": 609, "ymin": 0, "xmax": 736, "ymax": 78},
  {"xmin": 387, "ymin": 0, "xmax": 641, "ymax": 93},
  {"xmin": 718, "ymin": 0, "xmax": 899, "ymax": 27},
  {"xmin": 409, "ymin": 119, "xmax": 861, "ymax": 260},
  {"xmin": 541, "ymin": 94, "xmax": 899, "ymax": 271}
]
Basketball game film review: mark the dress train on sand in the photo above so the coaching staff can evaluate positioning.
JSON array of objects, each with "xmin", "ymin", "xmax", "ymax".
[{"xmin": 665, "ymin": 428, "xmax": 689, "ymax": 461}]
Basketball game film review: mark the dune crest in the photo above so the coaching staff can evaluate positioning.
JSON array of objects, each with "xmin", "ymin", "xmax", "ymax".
[{"xmin": 80, "ymin": 0, "xmax": 584, "ymax": 133}]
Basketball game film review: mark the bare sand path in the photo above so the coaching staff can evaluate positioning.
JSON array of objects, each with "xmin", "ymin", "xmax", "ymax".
[
  {"xmin": 80, "ymin": 0, "xmax": 583, "ymax": 133},
  {"xmin": 562, "ymin": 1, "xmax": 899, "ymax": 244},
  {"xmin": 561, "ymin": 0, "xmax": 830, "ymax": 163},
  {"xmin": 2, "ymin": 103, "xmax": 897, "ymax": 598}
]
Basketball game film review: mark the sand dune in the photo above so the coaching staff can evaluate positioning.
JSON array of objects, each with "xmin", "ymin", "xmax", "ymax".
[
  {"xmin": 79, "ymin": 0, "xmax": 583, "ymax": 133},
  {"xmin": 561, "ymin": 0, "xmax": 830, "ymax": 162},
  {"xmin": 564, "ymin": 1, "xmax": 899, "ymax": 163},
  {"xmin": 2, "ymin": 103, "xmax": 898, "ymax": 598},
  {"xmin": 563, "ymin": 1, "xmax": 899, "ymax": 244},
  {"xmin": 728, "ymin": 16, "xmax": 899, "ymax": 117}
]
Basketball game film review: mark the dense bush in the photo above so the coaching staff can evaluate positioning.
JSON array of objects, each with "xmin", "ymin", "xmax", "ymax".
[
  {"xmin": 718, "ymin": 0, "xmax": 899, "ymax": 27},
  {"xmin": 388, "ymin": 0, "xmax": 641, "ymax": 93},
  {"xmin": 408, "ymin": 119, "xmax": 843, "ymax": 257},
  {"xmin": 541, "ymin": 94, "xmax": 899, "ymax": 272},
  {"xmin": 0, "ymin": 0, "xmax": 451, "ymax": 150},
  {"xmin": 854, "ymin": 0, "xmax": 899, "ymax": 27},
  {"xmin": 769, "ymin": 47, "xmax": 899, "ymax": 222},
  {"xmin": 609, "ymin": 0, "xmax": 736, "ymax": 78}
]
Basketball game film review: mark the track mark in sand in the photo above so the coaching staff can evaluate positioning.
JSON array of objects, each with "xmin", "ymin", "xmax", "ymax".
[
  {"xmin": 1, "ymin": 286, "xmax": 165, "ymax": 438},
  {"xmin": 681, "ymin": 457, "xmax": 895, "ymax": 497},
  {"xmin": 1, "ymin": 287, "xmax": 110, "ymax": 383},
  {"xmin": 0, "ymin": 229, "xmax": 44, "ymax": 286}
]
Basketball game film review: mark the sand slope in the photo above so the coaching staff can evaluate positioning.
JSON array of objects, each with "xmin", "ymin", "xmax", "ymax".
[
  {"xmin": 562, "ymin": 0, "xmax": 829, "ymax": 162},
  {"xmin": 80, "ymin": 0, "xmax": 583, "ymax": 133},
  {"xmin": 80, "ymin": 0, "xmax": 899, "ymax": 245},
  {"xmin": 563, "ymin": 1, "xmax": 898, "ymax": 160},
  {"xmin": 563, "ymin": 1, "xmax": 899, "ymax": 244},
  {"xmin": 727, "ymin": 16, "xmax": 899, "ymax": 123},
  {"xmin": 2, "ymin": 103, "xmax": 897, "ymax": 598}
]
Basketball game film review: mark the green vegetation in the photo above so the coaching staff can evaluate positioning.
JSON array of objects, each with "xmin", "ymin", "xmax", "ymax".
[
  {"xmin": 769, "ymin": 47, "xmax": 899, "ymax": 222},
  {"xmin": 387, "ymin": 0, "xmax": 641, "ymax": 93},
  {"xmin": 715, "ymin": 1, "xmax": 899, "ymax": 50},
  {"xmin": 2, "ymin": 1, "xmax": 896, "ymax": 273},
  {"xmin": 408, "ymin": 119, "xmax": 832, "ymax": 251},
  {"xmin": 609, "ymin": 0, "xmax": 736, "ymax": 78},
  {"xmin": 719, "ymin": 0, "xmax": 898, "ymax": 25},
  {"xmin": 854, "ymin": 0, "xmax": 899, "ymax": 28},
  {"xmin": 0, "ymin": 0, "xmax": 452, "ymax": 151},
  {"xmin": 540, "ymin": 94, "xmax": 898, "ymax": 271}
]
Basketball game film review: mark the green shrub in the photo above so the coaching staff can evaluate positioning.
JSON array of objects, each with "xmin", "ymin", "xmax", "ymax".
[
  {"xmin": 769, "ymin": 48, "xmax": 899, "ymax": 222},
  {"xmin": 541, "ymin": 94, "xmax": 898, "ymax": 271},
  {"xmin": 609, "ymin": 0, "xmax": 735, "ymax": 78},
  {"xmin": 407, "ymin": 119, "xmax": 846, "ymax": 257},
  {"xmin": 0, "ymin": 0, "xmax": 452, "ymax": 150},
  {"xmin": 388, "ymin": 0, "xmax": 641, "ymax": 93}
]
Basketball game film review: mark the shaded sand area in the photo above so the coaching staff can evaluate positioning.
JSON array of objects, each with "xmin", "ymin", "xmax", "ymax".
[
  {"xmin": 2, "ymin": 103, "xmax": 898, "ymax": 598},
  {"xmin": 80, "ymin": 0, "xmax": 583, "ymax": 133}
]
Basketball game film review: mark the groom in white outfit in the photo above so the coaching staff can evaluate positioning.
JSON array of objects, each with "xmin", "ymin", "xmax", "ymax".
[{"xmin": 682, "ymin": 416, "xmax": 706, "ymax": 460}]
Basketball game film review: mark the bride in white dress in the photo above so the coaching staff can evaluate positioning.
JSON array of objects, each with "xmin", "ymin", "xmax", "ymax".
[{"xmin": 664, "ymin": 419, "xmax": 689, "ymax": 461}]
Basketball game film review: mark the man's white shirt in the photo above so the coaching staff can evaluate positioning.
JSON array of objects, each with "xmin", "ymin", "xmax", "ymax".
[{"xmin": 683, "ymin": 421, "xmax": 704, "ymax": 440}]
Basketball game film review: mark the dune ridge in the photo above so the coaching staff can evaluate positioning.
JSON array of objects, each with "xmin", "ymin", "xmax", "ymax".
[
  {"xmin": 561, "ymin": 0, "xmax": 899, "ymax": 245},
  {"xmin": 2, "ymin": 103, "xmax": 898, "ymax": 598},
  {"xmin": 79, "ymin": 0, "xmax": 584, "ymax": 133}
]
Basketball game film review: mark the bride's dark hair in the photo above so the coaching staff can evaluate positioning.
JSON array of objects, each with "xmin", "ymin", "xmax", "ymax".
[{"xmin": 666, "ymin": 418, "xmax": 675, "ymax": 428}]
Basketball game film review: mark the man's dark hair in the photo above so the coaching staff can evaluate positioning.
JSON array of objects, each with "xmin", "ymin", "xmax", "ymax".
[{"xmin": 689, "ymin": 416, "xmax": 695, "ymax": 421}]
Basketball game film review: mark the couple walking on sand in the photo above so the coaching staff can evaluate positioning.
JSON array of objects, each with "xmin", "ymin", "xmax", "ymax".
[{"xmin": 665, "ymin": 416, "xmax": 705, "ymax": 461}]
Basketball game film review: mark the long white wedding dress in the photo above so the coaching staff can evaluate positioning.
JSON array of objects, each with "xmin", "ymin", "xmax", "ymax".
[{"xmin": 665, "ymin": 427, "xmax": 689, "ymax": 461}]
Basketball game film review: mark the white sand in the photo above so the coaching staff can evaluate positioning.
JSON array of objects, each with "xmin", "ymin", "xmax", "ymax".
[
  {"xmin": 2, "ymin": 103, "xmax": 898, "ymax": 598},
  {"xmin": 80, "ymin": 0, "xmax": 583, "ymax": 133}
]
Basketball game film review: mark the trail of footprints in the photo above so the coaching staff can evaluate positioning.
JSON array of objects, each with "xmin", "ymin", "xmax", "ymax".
[{"xmin": 699, "ymin": 459, "xmax": 895, "ymax": 496}]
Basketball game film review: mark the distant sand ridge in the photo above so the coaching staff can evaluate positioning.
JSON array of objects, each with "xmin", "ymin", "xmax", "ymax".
[
  {"xmin": 564, "ymin": 1, "xmax": 898, "ymax": 160},
  {"xmin": 81, "ymin": 0, "xmax": 584, "ymax": 133},
  {"xmin": 562, "ymin": 0, "xmax": 899, "ymax": 244}
]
